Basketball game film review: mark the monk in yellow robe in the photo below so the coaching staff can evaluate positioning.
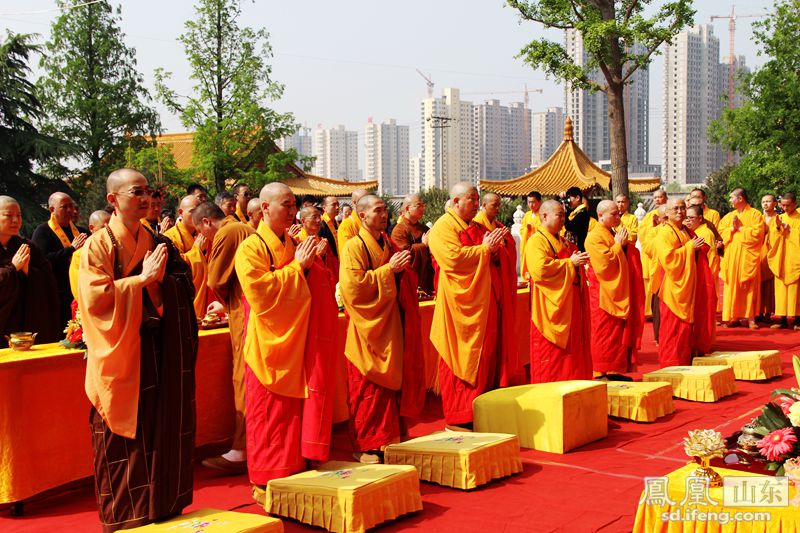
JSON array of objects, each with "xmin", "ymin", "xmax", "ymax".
[
  {"xmin": 655, "ymin": 199, "xmax": 702, "ymax": 366},
  {"xmin": 689, "ymin": 188, "xmax": 721, "ymax": 227},
  {"xmin": 69, "ymin": 210, "xmax": 111, "ymax": 304},
  {"xmin": 615, "ymin": 194, "xmax": 639, "ymax": 243},
  {"xmin": 235, "ymin": 183, "xmax": 337, "ymax": 496},
  {"xmin": 233, "ymin": 183, "xmax": 252, "ymax": 223},
  {"xmin": 759, "ymin": 194, "xmax": 778, "ymax": 322},
  {"xmin": 163, "ymin": 195, "xmax": 212, "ymax": 318},
  {"xmin": 337, "ymin": 188, "xmax": 370, "ymax": 244},
  {"xmin": 641, "ymin": 205, "xmax": 668, "ymax": 342},
  {"xmin": 639, "ymin": 189, "xmax": 667, "ymax": 317},
  {"xmin": 526, "ymin": 200, "xmax": 592, "ymax": 382},
  {"xmin": 519, "ymin": 191, "xmax": 541, "ymax": 279},
  {"xmin": 193, "ymin": 201, "xmax": 255, "ymax": 474},
  {"xmin": 80, "ymin": 169, "xmax": 197, "ymax": 531},
  {"xmin": 246, "ymin": 197, "xmax": 262, "ymax": 230},
  {"xmin": 340, "ymin": 195, "xmax": 424, "ymax": 462},
  {"xmin": 719, "ymin": 188, "xmax": 765, "ymax": 328},
  {"xmin": 768, "ymin": 192, "xmax": 800, "ymax": 329},
  {"xmin": 318, "ymin": 196, "xmax": 340, "ymax": 273},
  {"xmin": 428, "ymin": 182, "xmax": 507, "ymax": 429},
  {"xmin": 586, "ymin": 200, "xmax": 642, "ymax": 380}
]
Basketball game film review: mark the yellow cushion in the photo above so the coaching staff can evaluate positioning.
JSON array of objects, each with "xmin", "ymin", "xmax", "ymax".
[
  {"xmin": 606, "ymin": 381, "xmax": 675, "ymax": 422},
  {"xmin": 129, "ymin": 509, "xmax": 283, "ymax": 532},
  {"xmin": 643, "ymin": 365, "xmax": 737, "ymax": 402},
  {"xmin": 265, "ymin": 461, "xmax": 422, "ymax": 533},
  {"xmin": 693, "ymin": 350, "xmax": 782, "ymax": 381},
  {"xmin": 384, "ymin": 432, "xmax": 522, "ymax": 490},
  {"xmin": 472, "ymin": 381, "xmax": 608, "ymax": 453}
]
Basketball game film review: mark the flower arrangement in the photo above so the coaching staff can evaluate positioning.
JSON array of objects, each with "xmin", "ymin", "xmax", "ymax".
[
  {"xmin": 750, "ymin": 355, "xmax": 800, "ymax": 475},
  {"xmin": 60, "ymin": 300, "xmax": 86, "ymax": 351}
]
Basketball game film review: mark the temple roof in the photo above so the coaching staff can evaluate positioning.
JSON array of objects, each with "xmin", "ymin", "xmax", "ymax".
[
  {"xmin": 155, "ymin": 132, "xmax": 377, "ymax": 197},
  {"xmin": 479, "ymin": 117, "xmax": 660, "ymax": 196}
]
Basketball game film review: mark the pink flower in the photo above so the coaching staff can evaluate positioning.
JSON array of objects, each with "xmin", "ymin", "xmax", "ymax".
[
  {"xmin": 757, "ymin": 428, "xmax": 798, "ymax": 461},
  {"xmin": 776, "ymin": 395, "xmax": 796, "ymax": 416}
]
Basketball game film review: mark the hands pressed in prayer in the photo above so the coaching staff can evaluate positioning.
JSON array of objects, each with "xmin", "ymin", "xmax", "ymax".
[
  {"xmin": 71, "ymin": 232, "xmax": 88, "ymax": 250},
  {"xmin": 731, "ymin": 215, "xmax": 742, "ymax": 233},
  {"xmin": 614, "ymin": 226, "xmax": 628, "ymax": 245},
  {"xmin": 288, "ymin": 224, "xmax": 302, "ymax": 239},
  {"xmin": 570, "ymin": 251, "xmax": 590, "ymax": 267},
  {"xmin": 482, "ymin": 227, "xmax": 508, "ymax": 253},
  {"xmin": 691, "ymin": 236, "xmax": 706, "ymax": 250},
  {"xmin": 194, "ymin": 232, "xmax": 207, "ymax": 251},
  {"xmin": 159, "ymin": 217, "xmax": 174, "ymax": 234},
  {"xmin": 295, "ymin": 236, "xmax": 317, "ymax": 269},
  {"xmin": 140, "ymin": 243, "xmax": 168, "ymax": 285},
  {"xmin": 389, "ymin": 249, "xmax": 412, "ymax": 273},
  {"xmin": 12, "ymin": 243, "xmax": 30, "ymax": 275},
  {"xmin": 314, "ymin": 238, "xmax": 328, "ymax": 257}
]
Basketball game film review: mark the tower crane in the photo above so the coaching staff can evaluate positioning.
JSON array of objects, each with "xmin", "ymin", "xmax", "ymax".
[{"xmin": 415, "ymin": 69, "xmax": 434, "ymax": 99}]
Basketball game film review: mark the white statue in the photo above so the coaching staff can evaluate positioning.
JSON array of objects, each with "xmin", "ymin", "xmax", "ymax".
[
  {"xmin": 634, "ymin": 202, "xmax": 647, "ymax": 222},
  {"xmin": 512, "ymin": 205, "xmax": 524, "ymax": 278}
]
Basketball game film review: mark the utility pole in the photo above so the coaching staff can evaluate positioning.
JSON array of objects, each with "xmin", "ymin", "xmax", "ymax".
[{"xmin": 426, "ymin": 114, "xmax": 454, "ymax": 189}]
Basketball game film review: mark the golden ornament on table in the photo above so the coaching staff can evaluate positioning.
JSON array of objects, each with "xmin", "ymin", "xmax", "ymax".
[{"xmin": 683, "ymin": 429, "xmax": 727, "ymax": 487}]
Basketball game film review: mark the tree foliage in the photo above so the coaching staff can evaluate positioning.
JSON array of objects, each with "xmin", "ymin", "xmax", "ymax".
[
  {"xmin": 702, "ymin": 165, "xmax": 733, "ymax": 217},
  {"xmin": 0, "ymin": 32, "xmax": 71, "ymax": 234},
  {"xmin": 508, "ymin": 0, "xmax": 694, "ymax": 195},
  {"xmin": 38, "ymin": 0, "xmax": 160, "ymax": 213},
  {"xmin": 709, "ymin": 0, "xmax": 800, "ymax": 199},
  {"xmin": 154, "ymin": 0, "xmax": 299, "ymax": 194},
  {"xmin": 418, "ymin": 187, "xmax": 450, "ymax": 226}
]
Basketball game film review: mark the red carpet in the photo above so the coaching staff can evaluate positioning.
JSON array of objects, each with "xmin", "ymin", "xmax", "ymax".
[{"xmin": 2, "ymin": 322, "xmax": 800, "ymax": 532}]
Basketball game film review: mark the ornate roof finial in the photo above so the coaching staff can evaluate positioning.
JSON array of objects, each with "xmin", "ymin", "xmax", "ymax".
[{"xmin": 564, "ymin": 116, "xmax": 573, "ymax": 141}]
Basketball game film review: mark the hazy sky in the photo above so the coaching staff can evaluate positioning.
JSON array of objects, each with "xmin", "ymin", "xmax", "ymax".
[{"xmin": 0, "ymin": 0, "xmax": 774, "ymax": 168}]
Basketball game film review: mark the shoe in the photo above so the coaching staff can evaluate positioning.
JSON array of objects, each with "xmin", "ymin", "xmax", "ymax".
[
  {"xmin": 353, "ymin": 451, "xmax": 382, "ymax": 464},
  {"xmin": 201, "ymin": 455, "xmax": 247, "ymax": 475},
  {"xmin": 771, "ymin": 323, "xmax": 787, "ymax": 329},
  {"xmin": 445, "ymin": 423, "xmax": 473, "ymax": 433},
  {"xmin": 606, "ymin": 374, "xmax": 634, "ymax": 382},
  {"xmin": 251, "ymin": 485, "xmax": 266, "ymax": 507},
  {"xmin": 748, "ymin": 321, "xmax": 759, "ymax": 330}
]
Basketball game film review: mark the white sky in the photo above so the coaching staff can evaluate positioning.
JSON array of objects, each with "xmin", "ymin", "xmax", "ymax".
[{"xmin": 0, "ymin": 0, "xmax": 774, "ymax": 169}]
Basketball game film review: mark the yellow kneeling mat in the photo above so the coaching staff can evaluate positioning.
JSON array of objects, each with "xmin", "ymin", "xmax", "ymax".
[
  {"xmin": 693, "ymin": 350, "xmax": 782, "ymax": 381},
  {"xmin": 129, "ymin": 509, "xmax": 283, "ymax": 532},
  {"xmin": 384, "ymin": 432, "xmax": 522, "ymax": 489},
  {"xmin": 606, "ymin": 381, "xmax": 675, "ymax": 422},
  {"xmin": 643, "ymin": 365, "xmax": 736, "ymax": 402}
]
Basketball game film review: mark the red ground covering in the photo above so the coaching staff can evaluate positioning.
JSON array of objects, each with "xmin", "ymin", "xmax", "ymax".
[{"xmin": 2, "ymin": 322, "xmax": 800, "ymax": 532}]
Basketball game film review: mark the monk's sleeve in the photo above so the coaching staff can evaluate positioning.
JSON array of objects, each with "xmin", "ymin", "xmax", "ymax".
[
  {"xmin": 719, "ymin": 214, "xmax": 734, "ymax": 246},
  {"xmin": 69, "ymin": 250, "xmax": 80, "ymax": 301},
  {"xmin": 526, "ymin": 236, "xmax": 575, "ymax": 306},
  {"xmin": 627, "ymin": 216, "xmax": 639, "ymax": 243},
  {"xmin": 585, "ymin": 231, "xmax": 628, "ymax": 317},
  {"xmin": 0, "ymin": 262, "xmax": 21, "ymax": 328},
  {"xmin": 767, "ymin": 220, "xmax": 787, "ymax": 279},
  {"xmin": 340, "ymin": 242, "xmax": 396, "ymax": 312},
  {"xmin": 208, "ymin": 231, "xmax": 236, "ymax": 301},
  {"xmin": 428, "ymin": 222, "xmax": 487, "ymax": 273},
  {"xmin": 655, "ymin": 230, "xmax": 693, "ymax": 282},
  {"xmin": 390, "ymin": 223, "xmax": 412, "ymax": 251},
  {"xmin": 234, "ymin": 239, "xmax": 306, "ymax": 314}
]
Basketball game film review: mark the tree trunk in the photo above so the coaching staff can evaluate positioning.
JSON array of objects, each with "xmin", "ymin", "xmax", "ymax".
[
  {"xmin": 214, "ymin": 4, "xmax": 225, "ymax": 194},
  {"xmin": 606, "ymin": 82, "xmax": 629, "ymax": 197}
]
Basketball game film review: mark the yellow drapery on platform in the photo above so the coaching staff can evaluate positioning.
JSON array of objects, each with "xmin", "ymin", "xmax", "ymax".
[
  {"xmin": 642, "ymin": 365, "xmax": 737, "ymax": 402},
  {"xmin": 606, "ymin": 382, "xmax": 674, "ymax": 422}
]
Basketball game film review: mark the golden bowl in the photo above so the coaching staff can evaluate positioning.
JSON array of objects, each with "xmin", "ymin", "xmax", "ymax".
[{"xmin": 6, "ymin": 332, "xmax": 37, "ymax": 351}]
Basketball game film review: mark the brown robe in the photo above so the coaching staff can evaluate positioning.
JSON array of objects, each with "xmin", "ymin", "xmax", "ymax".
[{"xmin": 391, "ymin": 216, "xmax": 434, "ymax": 293}]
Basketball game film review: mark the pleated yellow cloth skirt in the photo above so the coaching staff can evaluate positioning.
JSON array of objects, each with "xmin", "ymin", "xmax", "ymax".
[
  {"xmin": 693, "ymin": 350, "xmax": 782, "ymax": 381},
  {"xmin": 643, "ymin": 365, "xmax": 737, "ymax": 402},
  {"xmin": 606, "ymin": 381, "xmax": 676, "ymax": 422},
  {"xmin": 129, "ymin": 509, "xmax": 283, "ymax": 532}
]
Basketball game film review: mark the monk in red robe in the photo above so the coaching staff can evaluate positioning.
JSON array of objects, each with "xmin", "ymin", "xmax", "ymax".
[{"xmin": 685, "ymin": 205, "xmax": 717, "ymax": 354}]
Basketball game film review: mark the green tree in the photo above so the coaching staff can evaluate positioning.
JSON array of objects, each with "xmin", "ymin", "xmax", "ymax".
[
  {"xmin": 0, "ymin": 33, "xmax": 72, "ymax": 234},
  {"xmin": 154, "ymin": 0, "xmax": 299, "ymax": 194},
  {"xmin": 38, "ymin": 0, "xmax": 160, "ymax": 213},
  {"xmin": 710, "ymin": 0, "xmax": 800, "ymax": 199},
  {"xmin": 124, "ymin": 144, "xmax": 188, "ymax": 212},
  {"xmin": 508, "ymin": 0, "xmax": 694, "ymax": 196},
  {"xmin": 418, "ymin": 187, "xmax": 450, "ymax": 226},
  {"xmin": 703, "ymin": 165, "xmax": 733, "ymax": 217}
]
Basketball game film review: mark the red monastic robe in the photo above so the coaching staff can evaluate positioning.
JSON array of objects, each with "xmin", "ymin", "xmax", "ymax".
[{"xmin": 689, "ymin": 229, "xmax": 717, "ymax": 354}]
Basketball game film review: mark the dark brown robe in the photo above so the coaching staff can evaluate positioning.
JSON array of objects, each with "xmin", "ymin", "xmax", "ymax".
[{"xmin": 390, "ymin": 217, "xmax": 434, "ymax": 294}]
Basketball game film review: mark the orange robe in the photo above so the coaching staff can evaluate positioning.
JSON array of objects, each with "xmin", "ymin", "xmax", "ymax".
[
  {"xmin": 689, "ymin": 229, "xmax": 717, "ymax": 354},
  {"xmin": 526, "ymin": 229, "xmax": 591, "ymax": 382},
  {"xmin": 767, "ymin": 211, "xmax": 800, "ymax": 317},
  {"xmin": 207, "ymin": 218, "xmax": 255, "ymax": 451},
  {"xmin": 760, "ymin": 215, "xmax": 777, "ymax": 318},
  {"xmin": 655, "ymin": 222, "xmax": 696, "ymax": 367},
  {"xmin": 163, "ymin": 221, "xmax": 210, "ymax": 318},
  {"xmin": 337, "ymin": 211, "xmax": 362, "ymax": 245},
  {"xmin": 519, "ymin": 210, "xmax": 540, "ymax": 279},
  {"xmin": 719, "ymin": 206, "xmax": 765, "ymax": 321},
  {"xmin": 704, "ymin": 206, "xmax": 721, "ymax": 228},
  {"xmin": 298, "ymin": 230, "xmax": 340, "ymax": 283},
  {"xmin": 428, "ymin": 209, "xmax": 493, "ymax": 425},
  {"xmin": 391, "ymin": 215, "xmax": 434, "ymax": 294},
  {"xmin": 68, "ymin": 247, "xmax": 81, "ymax": 303},
  {"xmin": 638, "ymin": 209, "xmax": 660, "ymax": 316}
]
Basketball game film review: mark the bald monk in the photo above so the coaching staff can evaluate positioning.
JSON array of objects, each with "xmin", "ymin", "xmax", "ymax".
[
  {"xmin": 163, "ymin": 195, "xmax": 212, "ymax": 318},
  {"xmin": 339, "ymin": 195, "xmax": 424, "ymax": 462},
  {"xmin": 719, "ymin": 188, "xmax": 765, "ymax": 329},
  {"xmin": 79, "ymin": 169, "xmax": 197, "ymax": 531},
  {"xmin": 232, "ymin": 183, "xmax": 252, "ymax": 222},
  {"xmin": 337, "ymin": 188, "xmax": 369, "ymax": 244},
  {"xmin": 246, "ymin": 197, "xmax": 262, "ymax": 230},
  {"xmin": 519, "ymin": 191, "xmax": 542, "ymax": 279},
  {"xmin": 526, "ymin": 200, "xmax": 592, "ymax": 382},
  {"xmin": 459, "ymin": 193, "xmax": 523, "ymax": 386},
  {"xmin": 298, "ymin": 206, "xmax": 339, "ymax": 278},
  {"xmin": 639, "ymin": 189, "xmax": 668, "ymax": 316},
  {"xmin": 654, "ymin": 199, "xmax": 702, "ymax": 366},
  {"xmin": 615, "ymin": 194, "xmax": 639, "ymax": 243},
  {"xmin": 689, "ymin": 188, "xmax": 721, "ymax": 228},
  {"xmin": 684, "ymin": 205, "xmax": 717, "ymax": 354},
  {"xmin": 31, "ymin": 192, "xmax": 88, "ymax": 326},
  {"xmin": 193, "ymin": 202, "xmax": 255, "ymax": 473},
  {"xmin": 235, "ymin": 183, "xmax": 338, "ymax": 499},
  {"xmin": 0, "ymin": 196, "xmax": 60, "ymax": 346},
  {"xmin": 69, "ymin": 210, "xmax": 111, "ymax": 303},
  {"xmin": 614, "ymin": 193, "xmax": 646, "ymax": 351},
  {"xmin": 585, "ymin": 200, "xmax": 643, "ymax": 380},
  {"xmin": 768, "ymin": 192, "xmax": 800, "ymax": 330},
  {"xmin": 428, "ymin": 182, "xmax": 507, "ymax": 429},
  {"xmin": 642, "ymin": 204, "xmax": 668, "ymax": 342},
  {"xmin": 759, "ymin": 194, "xmax": 778, "ymax": 322},
  {"xmin": 318, "ymin": 196, "xmax": 340, "ymax": 259},
  {"xmin": 391, "ymin": 193, "xmax": 434, "ymax": 294}
]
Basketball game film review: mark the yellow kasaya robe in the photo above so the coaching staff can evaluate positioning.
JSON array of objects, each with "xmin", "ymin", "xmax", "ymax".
[
  {"xmin": 767, "ymin": 210, "xmax": 800, "ymax": 317},
  {"xmin": 321, "ymin": 212, "xmax": 339, "ymax": 251},
  {"xmin": 704, "ymin": 206, "xmax": 721, "ymax": 228},
  {"xmin": 234, "ymin": 221, "xmax": 311, "ymax": 398},
  {"xmin": 519, "ymin": 210, "xmax": 540, "ymax": 279},
  {"xmin": 339, "ymin": 227, "xmax": 403, "ymax": 390},
  {"xmin": 693, "ymin": 222, "xmax": 720, "ymax": 279},
  {"xmin": 760, "ymin": 215, "xmax": 777, "ymax": 317},
  {"xmin": 79, "ymin": 214, "xmax": 154, "ymax": 438},
  {"xmin": 235, "ymin": 203, "xmax": 249, "ymax": 223},
  {"xmin": 163, "ymin": 222, "xmax": 209, "ymax": 318},
  {"xmin": 639, "ymin": 211, "xmax": 663, "ymax": 315},
  {"xmin": 68, "ymin": 247, "xmax": 82, "ymax": 303},
  {"xmin": 719, "ymin": 205, "xmax": 765, "ymax": 321},
  {"xmin": 585, "ymin": 225, "xmax": 630, "ymax": 319},
  {"xmin": 428, "ymin": 209, "xmax": 492, "ymax": 385},
  {"xmin": 297, "ymin": 228, "xmax": 309, "ymax": 242},
  {"xmin": 337, "ymin": 211, "xmax": 362, "ymax": 245},
  {"xmin": 617, "ymin": 213, "xmax": 639, "ymax": 244},
  {"xmin": 655, "ymin": 222, "xmax": 696, "ymax": 323}
]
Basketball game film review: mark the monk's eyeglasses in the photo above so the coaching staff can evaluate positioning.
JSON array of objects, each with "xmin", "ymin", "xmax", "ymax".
[{"xmin": 117, "ymin": 188, "xmax": 153, "ymax": 198}]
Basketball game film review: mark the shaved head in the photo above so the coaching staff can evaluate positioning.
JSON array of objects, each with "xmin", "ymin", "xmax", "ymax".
[
  {"xmin": 299, "ymin": 206, "xmax": 319, "ymax": 220},
  {"xmin": 449, "ymin": 181, "xmax": 479, "ymax": 222},
  {"xmin": 540, "ymin": 199, "xmax": 563, "ymax": 216},
  {"xmin": 48, "ymin": 192, "xmax": 72, "ymax": 209},
  {"xmin": 247, "ymin": 197, "xmax": 261, "ymax": 216},
  {"xmin": 260, "ymin": 182, "xmax": 292, "ymax": 202},
  {"xmin": 356, "ymin": 194, "xmax": 381, "ymax": 214},
  {"xmin": 596, "ymin": 199, "xmax": 616, "ymax": 216},
  {"xmin": 401, "ymin": 194, "xmax": 422, "ymax": 210},
  {"xmin": 260, "ymin": 182, "xmax": 297, "ymax": 233},
  {"xmin": 179, "ymin": 194, "xmax": 200, "ymax": 212},
  {"xmin": 88, "ymin": 210, "xmax": 111, "ymax": 230},
  {"xmin": 652, "ymin": 189, "xmax": 667, "ymax": 206},
  {"xmin": 351, "ymin": 188, "xmax": 369, "ymax": 206},
  {"xmin": 539, "ymin": 200, "xmax": 565, "ymax": 235},
  {"xmin": 449, "ymin": 181, "xmax": 476, "ymax": 200},
  {"xmin": 482, "ymin": 192, "xmax": 500, "ymax": 206},
  {"xmin": 0, "ymin": 196, "xmax": 19, "ymax": 209},
  {"xmin": 106, "ymin": 168, "xmax": 145, "ymax": 194}
]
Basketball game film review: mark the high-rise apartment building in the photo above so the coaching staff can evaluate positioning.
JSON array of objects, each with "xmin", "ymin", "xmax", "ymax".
[
  {"xmin": 531, "ymin": 107, "xmax": 564, "ymax": 167},
  {"xmin": 564, "ymin": 29, "xmax": 650, "ymax": 172},
  {"xmin": 663, "ymin": 24, "xmax": 733, "ymax": 185},
  {"xmin": 420, "ymin": 88, "xmax": 476, "ymax": 191},
  {"xmin": 312, "ymin": 125, "xmax": 359, "ymax": 180},
  {"xmin": 364, "ymin": 118, "xmax": 410, "ymax": 195},
  {"xmin": 276, "ymin": 129, "xmax": 312, "ymax": 158},
  {"xmin": 473, "ymin": 100, "xmax": 530, "ymax": 180},
  {"xmin": 409, "ymin": 153, "xmax": 423, "ymax": 194}
]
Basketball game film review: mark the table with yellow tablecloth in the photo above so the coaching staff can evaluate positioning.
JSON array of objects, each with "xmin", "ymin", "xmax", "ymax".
[
  {"xmin": 643, "ymin": 365, "xmax": 737, "ymax": 402},
  {"xmin": 692, "ymin": 350, "xmax": 782, "ymax": 381},
  {"xmin": 633, "ymin": 463, "xmax": 798, "ymax": 532},
  {"xmin": 129, "ymin": 508, "xmax": 283, "ymax": 532}
]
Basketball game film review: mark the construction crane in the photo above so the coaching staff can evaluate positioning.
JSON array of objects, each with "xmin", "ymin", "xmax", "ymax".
[
  {"xmin": 710, "ymin": 5, "xmax": 764, "ymax": 111},
  {"xmin": 416, "ymin": 69, "xmax": 434, "ymax": 99}
]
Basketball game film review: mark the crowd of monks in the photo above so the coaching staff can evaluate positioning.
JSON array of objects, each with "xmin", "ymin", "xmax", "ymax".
[{"xmin": 1, "ymin": 168, "xmax": 799, "ymax": 531}]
